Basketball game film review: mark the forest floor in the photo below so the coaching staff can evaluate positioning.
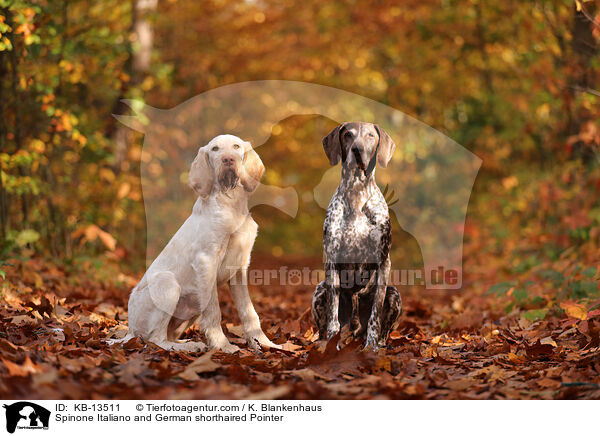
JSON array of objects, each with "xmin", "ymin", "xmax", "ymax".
[{"xmin": 1, "ymin": 253, "xmax": 599, "ymax": 400}]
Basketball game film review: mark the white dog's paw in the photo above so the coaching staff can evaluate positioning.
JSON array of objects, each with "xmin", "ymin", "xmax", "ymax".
[
  {"xmin": 105, "ymin": 333, "xmax": 134, "ymax": 346},
  {"xmin": 246, "ymin": 331, "xmax": 282, "ymax": 351},
  {"xmin": 154, "ymin": 340, "xmax": 206, "ymax": 352},
  {"xmin": 260, "ymin": 338, "xmax": 283, "ymax": 351},
  {"xmin": 174, "ymin": 341, "xmax": 207, "ymax": 353},
  {"xmin": 104, "ymin": 338, "xmax": 121, "ymax": 346},
  {"xmin": 215, "ymin": 342, "xmax": 240, "ymax": 353}
]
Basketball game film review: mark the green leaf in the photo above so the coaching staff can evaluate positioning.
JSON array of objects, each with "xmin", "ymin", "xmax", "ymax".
[
  {"xmin": 512, "ymin": 254, "xmax": 540, "ymax": 273},
  {"xmin": 486, "ymin": 281, "xmax": 516, "ymax": 295},
  {"xmin": 582, "ymin": 267, "xmax": 597, "ymax": 279},
  {"xmin": 513, "ymin": 288, "xmax": 528, "ymax": 304},
  {"xmin": 522, "ymin": 309, "xmax": 548, "ymax": 322},
  {"xmin": 16, "ymin": 229, "xmax": 40, "ymax": 247},
  {"xmin": 539, "ymin": 269, "xmax": 564, "ymax": 286}
]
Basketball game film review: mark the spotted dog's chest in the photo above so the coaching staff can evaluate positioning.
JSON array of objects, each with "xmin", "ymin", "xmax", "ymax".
[
  {"xmin": 339, "ymin": 213, "xmax": 378, "ymax": 249},
  {"xmin": 324, "ymin": 192, "xmax": 389, "ymax": 266}
]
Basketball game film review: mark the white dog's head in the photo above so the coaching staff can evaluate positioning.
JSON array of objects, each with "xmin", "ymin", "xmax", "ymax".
[{"xmin": 188, "ymin": 134, "xmax": 265, "ymax": 199}]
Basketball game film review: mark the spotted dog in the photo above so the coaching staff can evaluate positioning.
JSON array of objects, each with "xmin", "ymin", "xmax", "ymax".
[{"xmin": 312, "ymin": 122, "xmax": 402, "ymax": 350}]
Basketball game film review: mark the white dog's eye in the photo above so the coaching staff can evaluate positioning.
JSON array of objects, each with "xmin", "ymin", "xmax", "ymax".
[
  {"xmin": 212, "ymin": 146, "xmax": 219, "ymax": 151},
  {"xmin": 233, "ymin": 144, "xmax": 240, "ymax": 149},
  {"xmin": 368, "ymin": 133, "xmax": 374, "ymax": 138}
]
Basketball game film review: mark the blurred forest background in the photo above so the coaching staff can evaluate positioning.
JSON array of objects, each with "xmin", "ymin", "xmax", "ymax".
[
  {"xmin": 2, "ymin": 0, "xmax": 600, "ymax": 400},
  {"xmin": 1, "ymin": 0, "xmax": 600, "ymax": 316}
]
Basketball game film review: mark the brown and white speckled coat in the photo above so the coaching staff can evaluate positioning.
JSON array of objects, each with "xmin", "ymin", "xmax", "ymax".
[{"xmin": 312, "ymin": 122, "xmax": 402, "ymax": 350}]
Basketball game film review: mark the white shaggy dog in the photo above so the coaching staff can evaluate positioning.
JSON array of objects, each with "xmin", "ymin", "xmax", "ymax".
[{"xmin": 113, "ymin": 135, "xmax": 280, "ymax": 353}]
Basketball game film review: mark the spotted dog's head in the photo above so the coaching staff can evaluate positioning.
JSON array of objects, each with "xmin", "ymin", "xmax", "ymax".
[
  {"xmin": 322, "ymin": 122, "xmax": 395, "ymax": 175},
  {"xmin": 188, "ymin": 134, "xmax": 265, "ymax": 198}
]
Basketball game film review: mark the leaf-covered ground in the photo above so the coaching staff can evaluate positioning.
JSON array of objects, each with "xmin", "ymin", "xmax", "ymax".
[{"xmin": 1, "ymin": 253, "xmax": 599, "ymax": 400}]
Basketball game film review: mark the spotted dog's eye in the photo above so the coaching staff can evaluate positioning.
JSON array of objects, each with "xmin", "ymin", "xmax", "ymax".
[
  {"xmin": 367, "ymin": 132, "xmax": 375, "ymax": 138},
  {"xmin": 212, "ymin": 146, "xmax": 219, "ymax": 151},
  {"xmin": 233, "ymin": 144, "xmax": 240, "ymax": 149}
]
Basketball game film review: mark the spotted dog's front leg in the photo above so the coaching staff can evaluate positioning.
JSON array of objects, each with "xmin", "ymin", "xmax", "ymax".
[
  {"xmin": 365, "ymin": 259, "xmax": 391, "ymax": 350},
  {"xmin": 325, "ymin": 264, "xmax": 341, "ymax": 339},
  {"xmin": 312, "ymin": 280, "xmax": 329, "ymax": 339},
  {"xmin": 380, "ymin": 285, "xmax": 402, "ymax": 347}
]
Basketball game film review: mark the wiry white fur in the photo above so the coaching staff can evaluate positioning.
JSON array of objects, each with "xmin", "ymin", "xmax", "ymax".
[{"xmin": 110, "ymin": 135, "xmax": 280, "ymax": 353}]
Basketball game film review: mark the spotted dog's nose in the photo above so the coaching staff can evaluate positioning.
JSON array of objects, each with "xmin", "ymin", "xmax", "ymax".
[{"xmin": 352, "ymin": 145, "xmax": 368, "ymax": 169}]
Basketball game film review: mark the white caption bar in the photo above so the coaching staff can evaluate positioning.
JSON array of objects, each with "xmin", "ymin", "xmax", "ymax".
[{"xmin": 0, "ymin": 400, "xmax": 590, "ymax": 436}]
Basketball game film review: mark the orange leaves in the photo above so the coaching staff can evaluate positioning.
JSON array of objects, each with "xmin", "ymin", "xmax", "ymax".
[
  {"xmin": 525, "ymin": 339, "xmax": 555, "ymax": 360},
  {"xmin": 575, "ymin": 0, "xmax": 595, "ymax": 12},
  {"xmin": 1, "ymin": 356, "xmax": 40, "ymax": 377},
  {"xmin": 501, "ymin": 175, "xmax": 518, "ymax": 190},
  {"xmin": 117, "ymin": 182, "xmax": 131, "ymax": 199},
  {"xmin": 99, "ymin": 167, "xmax": 116, "ymax": 183},
  {"xmin": 6, "ymin": 113, "xmax": 600, "ymax": 393},
  {"xmin": 89, "ymin": 226, "xmax": 117, "ymax": 251},
  {"xmin": 507, "ymin": 352, "xmax": 527, "ymax": 364},
  {"xmin": 177, "ymin": 352, "xmax": 221, "ymax": 381},
  {"xmin": 560, "ymin": 301, "xmax": 589, "ymax": 321},
  {"xmin": 11, "ymin": 7, "xmax": 37, "ymax": 45},
  {"xmin": 2, "ymin": 252, "xmax": 600, "ymax": 400},
  {"xmin": 71, "ymin": 224, "xmax": 117, "ymax": 251},
  {"xmin": 59, "ymin": 60, "xmax": 85, "ymax": 84},
  {"xmin": 52, "ymin": 111, "xmax": 75, "ymax": 133}
]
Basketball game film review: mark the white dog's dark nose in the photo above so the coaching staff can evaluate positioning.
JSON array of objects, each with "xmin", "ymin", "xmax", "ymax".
[{"xmin": 222, "ymin": 156, "xmax": 235, "ymax": 166}]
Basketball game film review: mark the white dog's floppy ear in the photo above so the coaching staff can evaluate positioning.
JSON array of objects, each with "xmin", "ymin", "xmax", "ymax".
[
  {"xmin": 374, "ymin": 124, "xmax": 396, "ymax": 168},
  {"xmin": 322, "ymin": 123, "xmax": 346, "ymax": 166},
  {"xmin": 240, "ymin": 141, "xmax": 264, "ymax": 192},
  {"xmin": 188, "ymin": 146, "xmax": 214, "ymax": 198}
]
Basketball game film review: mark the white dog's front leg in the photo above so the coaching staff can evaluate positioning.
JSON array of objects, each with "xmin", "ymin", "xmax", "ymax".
[
  {"xmin": 194, "ymin": 252, "xmax": 239, "ymax": 353},
  {"xmin": 201, "ymin": 287, "xmax": 239, "ymax": 353},
  {"xmin": 229, "ymin": 269, "xmax": 281, "ymax": 350}
]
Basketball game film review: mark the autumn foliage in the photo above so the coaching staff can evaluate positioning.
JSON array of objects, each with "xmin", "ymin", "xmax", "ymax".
[{"xmin": 1, "ymin": 0, "xmax": 599, "ymax": 399}]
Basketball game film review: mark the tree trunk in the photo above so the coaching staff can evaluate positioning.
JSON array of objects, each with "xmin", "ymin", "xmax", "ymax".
[
  {"xmin": 112, "ymin": 0, "xmax": 157, "ymax": 171},
  {"xmin": 6, "ymin": 9, "xmax": 29, "ymax": 226},
  {"xmin": 567, "ymin": 1, "xmax": 598, "ymax": 161},
  {"xmin": 0, "ymin": 40, "xmax": 7, "ymax": 240}
]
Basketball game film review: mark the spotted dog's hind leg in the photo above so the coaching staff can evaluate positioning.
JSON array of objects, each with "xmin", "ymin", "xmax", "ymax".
[
  {"xmin": 312, "ymin": 281, "xmax": 329, "ymax": 340},
  {"xmin": 379, "ymin": 285, "xmax": 402, "ymax": 347}
]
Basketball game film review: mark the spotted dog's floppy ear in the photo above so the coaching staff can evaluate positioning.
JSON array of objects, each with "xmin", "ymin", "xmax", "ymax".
[
  {"xmin": 188, "ymin": 146, "xmax": 214, "ymax": 198},
  {"xmin": 322, "ymin": 123, "xmax": 347, "ymax": 166},
  {"xmin": 240, "ymin": 141, "xmax": 265, "ymax": 192},
  {"xmin": 374, "ymin": 124, "xmax": 396, "ymax": 168}
]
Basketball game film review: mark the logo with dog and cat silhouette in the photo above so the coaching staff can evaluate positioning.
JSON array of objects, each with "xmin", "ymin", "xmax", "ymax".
[
  {"xmin": 2, "ymin": 402, "xmax": 50, "ymax": 433},
  {"xmin": 117, "ymin": 80, "xmax": 481, "ymax": 290}
]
